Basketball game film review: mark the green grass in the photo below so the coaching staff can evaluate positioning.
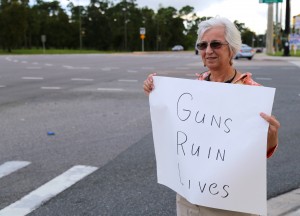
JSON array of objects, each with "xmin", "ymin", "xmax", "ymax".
[
  {"xmin": 0, "ymin": 49, "xmax": 120, "ymax": 55},
  {"xmin": 271, "ymin": 50, "xmax": 300, "ymax": 57}
]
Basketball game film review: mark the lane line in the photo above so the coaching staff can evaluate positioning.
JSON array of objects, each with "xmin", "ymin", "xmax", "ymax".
[
  {"xmin": 289, "ymin": 61, "xmax": 300, "ymax": 68},
  {"xmin": 185, "ymin": 74, "xmax": 196, "ymax": 77},
  {"xmin": 101, "ymin": 67, "xmax": 112, "ymax": 71},
  {"xmin": 255, "ymin": 77, "xmax": 272, "ymax": 81},
  {"xmin": 118, "ymin": 79, "xmax": 138, "ymax": 82},
  {"xmin": 71, "ymin": 78, "xmax": 94, "ymax": 81},
  {"xmin": 0, "ymin": 165, "xmax": 98, "ymax": 216},
  {"xmin": 97, "ymin": 88, "xmax": 124, "ymax": 91},
  {"xmin": 127, "ymin": 70, "xmax": 137, "ymax": 73},
  {"xmin": 0, "ymin": 85, "xmax": 6, "ymax": 88},
  {"xmin": 0, "ymin": 161, "xmax": 31, "ymax": 179},
  {"xmin": 22, "ymin": 77, "xmax": 44, "ymax": 80},
  {"xmin": 41, "ymin": 87, "xmax": 61, "ymax": 90},
  {"xmin": 26, "ymin": 67, "xmax": 41, "ymax": 70},
  {"xmin": 63, "ymin": 65, "xmax": 73, "ymax": 69}
]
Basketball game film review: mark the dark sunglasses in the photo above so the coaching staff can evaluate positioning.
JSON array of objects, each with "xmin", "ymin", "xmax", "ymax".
[{"xmin": 196, "ymin": 40, "xmax": 229, "ymax": 51}]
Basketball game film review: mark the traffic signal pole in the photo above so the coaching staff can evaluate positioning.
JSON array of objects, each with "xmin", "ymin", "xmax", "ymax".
[
  {"xmin": 266, "ymin": 3, "xmax": 274, "ymax": 54},
  {"xmin": 283, "ymin": 0, "xmax": 290, "ymax": 56}
]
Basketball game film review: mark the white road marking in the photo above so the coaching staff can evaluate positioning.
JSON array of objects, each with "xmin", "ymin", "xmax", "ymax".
[
  {"xmin": 71, "ymin": 78, "xmax": 94, "ymax": 81},
  {"xmin": 186, "ymin": 74, "xmax": 197, "ymax": 77},
  {"xmin": 97, "ymin": 88, "xmax": 124, "ymax": 91},
  {"xmin": 0, "ymin": 85, "xmax": 6, "ymax": 88},
  {"xmin": 41, "ymin": 87, "xmax": 61, "ymax": 90},
  {"xmin": 118, "ymin": 79, "xmax": 138, "ymax": 82},
  {"xmin": 63, "ymin": 65, "xmax": 73, "ymax": 69},
  {"xmin": 45, "ymin": 64, "xmax": 53, "ymax": 66},
  {"xmin": 0, "ymin": 161, "xmax": 31, "ymax": 179},
  {"xmin": 289, "ymin": 61, "xmax": 300, "ymax": 68},
  {"xmin": 0, "ymin": 165, "xmax": 98, "ymax": 216},
  {"xmin": 80, "ymin": 67, "xmax": 90, "ymax": 70},
  {"xmin": 127, "ymin": 70, "xmax": 137, "ymax": 73},
  {"xmin": 26, "ymin": 67, "xmax": 41, "ymax": 69},
  {"xmin": 63, "ymin": 66, "xmax": 90, "ymax": 70},
  {"xmin": 22, "ymin": 77, "xmax": 44, "ymax": 80},
  {"xmin": 101, "ymin": 67, "xmax": 112, "ymax": 71},
  {"xmin": 255, "ymin": 77, "xmax": 272, "ymax": 81}
]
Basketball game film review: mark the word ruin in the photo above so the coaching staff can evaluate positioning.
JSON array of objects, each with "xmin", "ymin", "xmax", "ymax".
[{"xmin": 177, "ymin": 131, "xmax": 226, "ymax": 161}]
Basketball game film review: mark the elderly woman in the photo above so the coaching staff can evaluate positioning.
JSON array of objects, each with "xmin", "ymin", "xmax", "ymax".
[{"xmin": 143, "ymin": 17, "xmax": 280, "ymax": 216}]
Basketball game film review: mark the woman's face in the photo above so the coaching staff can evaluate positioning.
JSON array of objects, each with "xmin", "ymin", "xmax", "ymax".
[{"xmin": 200, "ymin": 26, "xmax": 233, "ymax": 70}]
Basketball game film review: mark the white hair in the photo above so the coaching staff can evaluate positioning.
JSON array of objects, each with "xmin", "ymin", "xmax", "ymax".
[{"xmin": 196, "ymin": 17, "xmax": 242, "ymax": 57}]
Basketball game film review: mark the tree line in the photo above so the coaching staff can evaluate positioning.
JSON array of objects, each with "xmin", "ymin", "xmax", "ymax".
[{"xmin": 0, "ymin": 0, "xmax": 260, "ymax": 52}]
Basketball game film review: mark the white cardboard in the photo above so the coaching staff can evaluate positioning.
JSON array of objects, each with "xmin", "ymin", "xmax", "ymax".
[{"xmin": 149, "ymin": 76, "xmax": 275, "ymax": 215}]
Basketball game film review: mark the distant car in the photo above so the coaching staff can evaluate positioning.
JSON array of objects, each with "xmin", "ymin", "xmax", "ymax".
[
  {"xmin": 255, "ymin": 47, "xmax": 263, "ymax": 53},
  {"xmin": 235, "ymin": 44, "xmax": 255, "ymax": 60},
  {"xmin": 172, "ymin": 45, "xmax": 184, "ymax": 51}
]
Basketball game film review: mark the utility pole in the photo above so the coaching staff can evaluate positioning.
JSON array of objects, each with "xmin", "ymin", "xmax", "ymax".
[
  {"xmin": 266, "ymin": 3, "xmax": 274, "ymax": 54},
  {"xmin": 275, "ymin": 3, "xmax": 279, "ymax": 52},
  {"xmin": 283, "ymin": 0, "xmax": 290, "ymax": 56}
]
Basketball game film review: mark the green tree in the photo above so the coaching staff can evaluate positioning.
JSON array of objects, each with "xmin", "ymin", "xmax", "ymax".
[
  {"xmin": 84, "ymin": 0, "xmax": 112, "ymax": 50},
  {"xmin": 0, "ymin": 0, "xmax": 28, "ymax": 51}
]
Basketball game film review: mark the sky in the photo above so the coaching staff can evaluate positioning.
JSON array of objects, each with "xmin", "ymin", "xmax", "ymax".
[{"xmin": 35, "ymin": 0, "xmax": 300, "ymax": 35}]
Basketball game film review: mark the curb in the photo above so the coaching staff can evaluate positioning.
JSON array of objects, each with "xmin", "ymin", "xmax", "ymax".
[{"xmin": 267, "ymin": 187, "xmax": 300, "ymax": 216}]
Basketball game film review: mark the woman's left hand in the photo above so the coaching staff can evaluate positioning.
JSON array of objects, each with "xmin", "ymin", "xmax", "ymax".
[{"xmin": 260, "ymin": 112, "xmax": 280, "ymax": 153}]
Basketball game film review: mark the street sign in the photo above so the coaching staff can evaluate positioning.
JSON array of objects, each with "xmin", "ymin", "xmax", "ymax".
[
  {"xmin": 140, "ymin": 34, "xmax": 145, "ymax": 40},
  {"xmin": 41, "ymin": 35, "xmax": 46, "ymax": 43},
  {"xmin": 259, "ymin": 0, "xmax": 283, "ymax": 3},
  {"xmin": 140, "ymin": 27, "xmax": 146, "ymax": 35}
]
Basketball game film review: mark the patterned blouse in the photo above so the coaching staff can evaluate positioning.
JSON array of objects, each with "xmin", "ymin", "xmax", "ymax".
[{"xmin": 197, "ymin": 71, "xmax": 277, "ymax": 158}]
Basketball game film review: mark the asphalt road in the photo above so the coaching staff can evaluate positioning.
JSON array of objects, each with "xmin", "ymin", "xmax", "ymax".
[{"xmin": 0, "ymin": 53, "xmax": 299, "ymax": 215}]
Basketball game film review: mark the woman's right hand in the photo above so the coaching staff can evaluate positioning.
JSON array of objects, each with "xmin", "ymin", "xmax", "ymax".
[{"xmin": 143, "ymin": 73, "xmax": 156, "ymax": 96}]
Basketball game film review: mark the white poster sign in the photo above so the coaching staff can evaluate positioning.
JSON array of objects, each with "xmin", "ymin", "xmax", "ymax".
[{"xmin": 149, "ymin": 76, "xmax": 275, "ymax": 215}]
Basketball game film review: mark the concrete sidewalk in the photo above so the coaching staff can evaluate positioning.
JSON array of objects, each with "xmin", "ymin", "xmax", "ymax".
[
  {"xmin": 267, "ymin": 187, "xmax": 300, "ymax": 216},
  {"xmin": 254, "ymin": 52, "xmax": 300, "ymax": 62}
]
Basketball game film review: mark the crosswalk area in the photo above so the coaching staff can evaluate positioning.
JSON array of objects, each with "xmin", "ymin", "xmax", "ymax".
[{"xmin": 0, "ymin": 161, "xmax": 98, "ymax": 216}]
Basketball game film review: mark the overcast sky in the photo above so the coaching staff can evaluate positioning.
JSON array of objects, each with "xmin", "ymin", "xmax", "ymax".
[{"xmin": 36, "ymin": 0, "xmax": 300, "ymax": 35}]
